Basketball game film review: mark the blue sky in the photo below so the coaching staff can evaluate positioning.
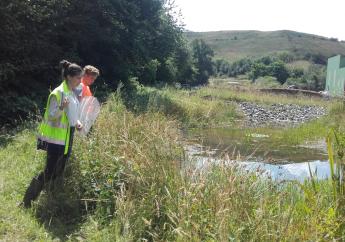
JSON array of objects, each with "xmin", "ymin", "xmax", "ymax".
[{"xmin": 174, "ymin": 0, "xmax": 345, "ymax": 40}]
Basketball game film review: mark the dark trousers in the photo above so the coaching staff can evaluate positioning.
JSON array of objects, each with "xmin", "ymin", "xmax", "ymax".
[{"xmin": 23, "ymin": 128, "xmax": 75, "ymax": 207}]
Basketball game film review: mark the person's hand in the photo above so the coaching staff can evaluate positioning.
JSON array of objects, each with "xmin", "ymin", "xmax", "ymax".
[
  {"xmin": 76, "ymin": 120, "xmax": 83, "ymax": 131},
  {"xmin": 60, "ymin": 97, "xmax": 69, "ymax": 110}
]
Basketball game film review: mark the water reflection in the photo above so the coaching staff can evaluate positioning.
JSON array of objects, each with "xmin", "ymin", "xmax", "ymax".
[
  {"xmin": 187, "ymin": 128, "xmax": 328, "ymax": 163},
  {"xmin": 186, "ymin": 144, "xmax": 331, "ymax": 181}
]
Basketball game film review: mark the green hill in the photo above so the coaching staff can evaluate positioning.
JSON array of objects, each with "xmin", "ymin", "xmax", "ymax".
[{"xmin": 185, "ymin": 30, "xmax": 345, "ymax": 62}]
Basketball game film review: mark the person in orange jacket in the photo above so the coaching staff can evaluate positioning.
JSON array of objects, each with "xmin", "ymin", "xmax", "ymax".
[{"xmin": 81, "ymin": 65, "xmax": 100, "ymax": 97}]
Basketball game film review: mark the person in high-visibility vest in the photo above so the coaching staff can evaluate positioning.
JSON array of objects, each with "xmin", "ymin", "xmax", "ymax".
[
  {"xmin": 80, "ymin": 65, "xmax": 99, "ymax": 97},
  {"xmin": 22, "ymin": 60, "xmax": 84, "ymax": 208}
]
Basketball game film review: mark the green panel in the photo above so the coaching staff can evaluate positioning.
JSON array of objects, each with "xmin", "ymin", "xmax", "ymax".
[
  {"xmin": 340, "ymin": 56, "xmax": 345, "ymax": 68},
  {"xmin": 325, "ymin": 55, "xmax": 345, "ymax": 96}
]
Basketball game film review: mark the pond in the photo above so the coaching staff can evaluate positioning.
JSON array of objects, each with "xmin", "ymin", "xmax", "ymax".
[{"xmin": 186, "ymin": 128, "xmax": 331, "ymax": 181}]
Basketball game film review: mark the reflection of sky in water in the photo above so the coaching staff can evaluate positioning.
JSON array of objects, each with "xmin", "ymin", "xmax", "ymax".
[
  {"xmin": 241, "ymin": 160, "xmax": 330, "ymax": 181},
  {"xmin": 195, "ymin": 157, "xmax": 330, "ymax": 182},
  {"xmin": 186, "ymin": 145, "xmax": 331, "ymax": 181}
]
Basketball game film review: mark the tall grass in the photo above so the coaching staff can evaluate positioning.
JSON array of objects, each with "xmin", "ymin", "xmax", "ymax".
[
  {"xmin": 326, "ymin": 127, "xmax": 345, "ymax": 238},
  {"xmin": 1, "ymin": 85, "xmax": 345, "ymax": 241},
  {"xmin": 120, "ymin": 81, "xmax": 240, "ymax": 128},
  {"xmin": 66, "ymin": 92, "xmax": 343, "ymax": 241},
  {"xmin": 196, "ymin": 84, "xmax": 335, "ymax": 107}
]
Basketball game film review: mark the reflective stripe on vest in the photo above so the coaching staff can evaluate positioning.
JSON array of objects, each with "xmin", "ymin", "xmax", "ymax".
[
  {"xmin": 38, "ymin": 81, "xmax": 71, "ymax": 154},
  {"xmin": 46, "ymin": 120, "xmax": 69, "ymax": 129},
  {"xmin": 37, "ymin": 135, "xmax": 65, "ymax": 146}
]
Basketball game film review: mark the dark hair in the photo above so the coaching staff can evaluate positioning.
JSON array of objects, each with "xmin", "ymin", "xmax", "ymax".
[{"xmin": 59, "ymin": 60, "xmax": 83, "ymax": 79}]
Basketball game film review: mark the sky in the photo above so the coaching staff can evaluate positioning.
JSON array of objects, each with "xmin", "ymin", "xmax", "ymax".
[{"xmin": 173, "ymin": 0, "xmax": 345, "ymax": 41}]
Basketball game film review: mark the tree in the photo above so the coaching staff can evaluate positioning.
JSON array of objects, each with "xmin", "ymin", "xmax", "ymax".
[
  {"xmin": 141, "ymin": 59, "xmax": 160, "ymax": 84},
  {"xmin": 290, "ymin": 68, "xmax": 304, "ymax": 78},
  {"xmin": 214, "ymin": 59, "xmax": 230, "ymax": 77},
  {"xmin": 229, "ymin": 58, "xmax": 253, "ymax": 77},
  {"xmin": 277, "ymin": 52, "xmax": 295, "ymax": 63},
  {"xmin": 157, "ymin": 57, "xmax": 178, "ymax": 84},
  {"xmin": 249, "ymin": 63, "xmax": 268, "ymax": 82},
  {"xmin": 257, "ymin": 56, "xmax": 276, "ymax": 65},
  {"xmin": 305, "ymin": 65, "xmax": 326, "ymax": 91},
  {"xmin": 173, "ymin": 42, "xmax": 196, "ymax": 84},
  {"xmin": 0, "ymin": 0, "xmax": 194, "ymax": 124},
  {"xmin": 191, "ymin": 39, "xmax": 214, "ymax": 85},
  {"xmin": 268, "ymin": 61, "xmax": 290, "ymax": 84}
]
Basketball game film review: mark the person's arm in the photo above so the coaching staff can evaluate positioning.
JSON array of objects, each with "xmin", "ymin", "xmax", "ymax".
[
  {"xmin": 86, "ymin": 86, "xmax": 92, "ymax": 96},
  {"xmin": 48, "ymin": 96, "xmax": 63, "ymax": 121},
  {"xmin": 73, "ymin": 92, "xmax": 83, "ymax": 130},
  {"xmin": 74, "ymin": 84, "xmax": 83, "ymax": 101},
  {"xmin": 81, "ymin": 83, "xmax": 93, "ymax": 97}
]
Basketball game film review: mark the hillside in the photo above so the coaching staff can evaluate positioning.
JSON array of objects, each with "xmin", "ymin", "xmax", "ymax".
[{"xmin": 185, "ymin": 30, "xmax": 345, "ymax": 62}]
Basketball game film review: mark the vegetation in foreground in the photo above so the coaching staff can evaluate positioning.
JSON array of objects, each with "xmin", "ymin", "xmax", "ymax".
[{"xmin": 1, "ymin": 85, "xmax": 345, "ymax": 241}]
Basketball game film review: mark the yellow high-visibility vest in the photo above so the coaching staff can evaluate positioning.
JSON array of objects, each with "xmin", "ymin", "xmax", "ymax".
[{"xmin": 37, "ymin": 80, "xmax": 71, "ymax": 155}]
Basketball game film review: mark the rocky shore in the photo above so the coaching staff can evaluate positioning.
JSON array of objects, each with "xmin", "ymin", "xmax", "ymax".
[{"xmin": 238, "ymin": 102, "xmax": 327, "ymax": 127}]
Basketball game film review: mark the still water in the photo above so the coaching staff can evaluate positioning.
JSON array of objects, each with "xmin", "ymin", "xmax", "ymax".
[{"xmin": 186, "ymin": 128, "xmax": 331, "ymax": 181}]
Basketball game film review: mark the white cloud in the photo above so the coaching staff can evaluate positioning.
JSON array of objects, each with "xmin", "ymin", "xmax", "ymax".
[{"xmin": 174, "ymin": 0, "xmax": 345, "ymax": 40}]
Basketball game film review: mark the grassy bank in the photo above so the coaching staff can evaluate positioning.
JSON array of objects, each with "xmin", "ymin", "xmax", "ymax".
[
  {"xmin": 159, "ymin": 81, "xmax": 344, "ymax": 146},
  {"xmin": 201, "ymin": 79, "xmax": 334, "ymax": 107},
  {"xmin": 166, "ymin": 85, "xmax": 342, "ymax": 149},
  {"xmin": 119, "ymin": 82, "xmax": 240, "ymax": 128},
  {"xmin": 1, "ymin": 85, "xmax": 345, "ymax": 241}
]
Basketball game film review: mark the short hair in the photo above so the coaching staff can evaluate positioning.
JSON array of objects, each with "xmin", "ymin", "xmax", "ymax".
[{"xmin": 84, "ymin": 65, "xmax": 100, "ymax": 76}]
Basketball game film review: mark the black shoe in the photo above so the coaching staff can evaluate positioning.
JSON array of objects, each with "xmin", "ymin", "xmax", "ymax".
[{"xmin": 22, "ymin": 175, "xmax": 44, "ymax": 208}]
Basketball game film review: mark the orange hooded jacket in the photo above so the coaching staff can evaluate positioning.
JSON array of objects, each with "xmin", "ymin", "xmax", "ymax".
[{"xmin": 81, "ymin": 78, "xmax": 93, "ymax": 97}]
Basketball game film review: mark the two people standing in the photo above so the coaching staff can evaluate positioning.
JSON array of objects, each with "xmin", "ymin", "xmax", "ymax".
[{"xmin": 22, "ymin": 60, "xmax": 99, "ymax": 208}]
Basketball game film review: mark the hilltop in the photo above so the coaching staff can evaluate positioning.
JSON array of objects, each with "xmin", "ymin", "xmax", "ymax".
[{"xmin": 185, "ymin": 30, "xmax": 345, "ymax": 62}]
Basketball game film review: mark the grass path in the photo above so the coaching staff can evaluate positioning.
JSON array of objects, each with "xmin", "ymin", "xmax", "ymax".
[
  {"xmin": 0, "ymin": 131, "xmax": 52, "ymax": 241},
  {"xmin": 0, "ymin": 130, "xmax": 86, "ymax": 241}
]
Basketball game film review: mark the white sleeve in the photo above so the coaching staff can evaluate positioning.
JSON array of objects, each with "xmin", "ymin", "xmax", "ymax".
[{"xmin": 48, "ymin": 96, "xmax": 63, "ymax": 121}]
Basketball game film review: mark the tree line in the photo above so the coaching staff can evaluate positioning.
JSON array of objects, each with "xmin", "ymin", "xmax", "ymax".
[
  {"xmin": 0, "ymin": 0, "xmax": 214, "ymax": 125},
  {"xmin": 214, "ymin": 54, "xmax": 326, "ymax": 90}
]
